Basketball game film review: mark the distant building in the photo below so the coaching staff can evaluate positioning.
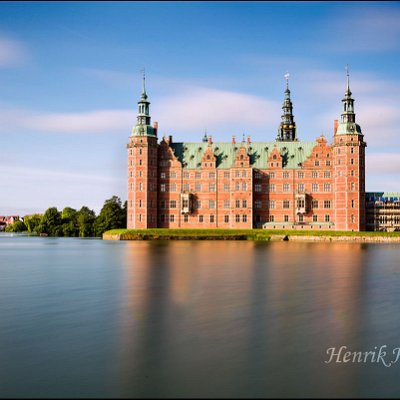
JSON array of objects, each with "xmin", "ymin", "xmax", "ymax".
[
  {"xmin": 366, "ymin": 193, "xmax": 400, "ymax": 231},
  {"xmin": 126, "ymin": 71, "xmax": 368, "ymax": 231},
  {"xmin": 0, "ymin": 216, "xmax": 22, "ymax": 231}
]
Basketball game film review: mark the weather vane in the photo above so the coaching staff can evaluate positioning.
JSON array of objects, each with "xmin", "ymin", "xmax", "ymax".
[
  {"xmin": 345, "ymin": 64, "xmax": 349, "ymax": 77},
  {"xmin": 140, "ymin": 67, "xmax": 146, "ymax": 92},
  {"xmin": 284, "ymin": 71, "xmax": 290, "ymax": 88}
]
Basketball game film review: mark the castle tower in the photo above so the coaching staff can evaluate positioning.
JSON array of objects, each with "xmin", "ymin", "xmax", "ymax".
[
  {"xmin": 127, "ymin": 73, "xmax": 158, "ymax": 229},
  {"xmin": 277, "ymin": 72, "xmax": 297, "ymax": 141},
  {"xmin": 333, "ymin": 67, "xmax": 366, "ymax": 231}
]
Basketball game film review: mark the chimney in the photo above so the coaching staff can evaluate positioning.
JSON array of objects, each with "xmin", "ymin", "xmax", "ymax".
[
  {"xmin": 153, "ymin": 121, "xmax": 158, "ymax": 135},
  {"xmin": 169, "ymin": 135, "xmax": 173, "ymax": 144},
  {"xmin": 334, "ymin": 119, "xmax": 338, "ymax": 135},
  {"xmin": 208, "ymin": 136, "xmax": 212, "ymax": 145},
  {"xmin": 232, "ymin": 135, "xmax": 236, "ymax": 145},
  {"xmin": 247, "ymin": 135, "xmax": 251, "ymax": 145}
]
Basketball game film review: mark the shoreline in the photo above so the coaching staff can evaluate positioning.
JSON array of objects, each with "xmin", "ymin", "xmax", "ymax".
[{"xmin": 103, "ymin": 229, "xmax": 400, "ymax": 243}]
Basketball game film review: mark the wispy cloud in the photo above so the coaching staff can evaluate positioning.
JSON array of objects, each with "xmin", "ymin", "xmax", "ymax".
[
  {"xmin": 28, "ymin": 109, "xmax": 134, "ymax": 134},
  {"xmin": 323, "ymin": 6, "xmax": 400, "ymax": 53},
  {"xmin": 0, "ymin": 107, "xmax": 134, "ymax": 134},
  {"xmin": 0, "ymin": 164, "xmax": 125, "ymax": 215},
  {"xmin": 0, "ymin": 83, "xmax": 281, "ymax": 137},
  {"xmin": 0, "ymin": 34, "xmax": 27, "ymax": 67},
  {"xmin": 153, "ymin": 86, "xmax": 281, "ymax": 136},
  {"xmin": 0, "ymin": 164, "xmax": 123, "ymax": 183},
  {"xmin": 299, "ymin": 69, "xmax": 400, "ymax": 147}
]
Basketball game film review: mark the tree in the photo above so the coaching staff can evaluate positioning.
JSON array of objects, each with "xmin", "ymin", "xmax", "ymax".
[
  {"xmin": 61, "ymin": 207, "xmax": 78, "ymax": 237},
  {"xmin": 94, "ymin": 196, "xmax": 126, "ymax": 236},
  {"xmin": 5, "ymin": 220, "xmax": 27, "ymax": 232},
  {"xmin": 24, "ymin": 214, "xmax": 42, "ymax": 233},
  {"xmin": 61, "ymin": 207, "xmax": 77, "ymax": 220},
  {"xmin": 76, "ymin": 206, "xmax": 96, "ymax": 237},
  {"xmin": 37, "ymin": 207, "xmax": 62, "ymax": 236}
]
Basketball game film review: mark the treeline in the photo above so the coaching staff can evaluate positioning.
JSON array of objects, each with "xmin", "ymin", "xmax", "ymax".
[{"xmin": 5, "ymin": 196, "xmax": 126, "ymax": 237}]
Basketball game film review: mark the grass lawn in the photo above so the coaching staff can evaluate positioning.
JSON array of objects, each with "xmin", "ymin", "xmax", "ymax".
[{"xmin": 104, "ymin": 228, "xmax": 400, "ymax": 240}]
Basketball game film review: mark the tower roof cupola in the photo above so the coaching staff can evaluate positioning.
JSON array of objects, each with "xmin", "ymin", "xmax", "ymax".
[
  {"xmin": 131, "ymin": 70, "xmax": 156, "ymax": 137},
  {"xmin": 277, "ymin": 72, "xmax": 297, "ymax": 142},
  {"xmin": 336, "ymin": 65, "xmax": 362, "ymax": 135}
]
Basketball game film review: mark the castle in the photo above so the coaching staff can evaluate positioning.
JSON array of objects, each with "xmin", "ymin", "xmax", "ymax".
[{"xmin": 127, "ymin": 72, "xmax": 367, "ymax": 231}]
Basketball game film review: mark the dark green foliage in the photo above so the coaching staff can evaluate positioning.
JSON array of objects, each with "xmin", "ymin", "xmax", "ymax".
[
  {"xmin": 5, "ymin": 220, "xmax": 27, "ymax": 232},
  {"xmin": 15, "ymin": 196, "xmax": 125, "ymax": 237},
  {"xmin": 36, "ymin": 207, "xmax": 62, "ymax": 236},
  {"xmin": 76, "ymin": 206, "xmax": 96, "ymax": 237},
  {"xmin": 61, "ymin": 207, "xmax": 79, "ymax": 237},
  {"xmin": 24, "ymin": 214, "xmax": 42, "ymax": 233},
  {"xmin": 94, "ymin": 196, "xmax": 126, "ymax": 236}
]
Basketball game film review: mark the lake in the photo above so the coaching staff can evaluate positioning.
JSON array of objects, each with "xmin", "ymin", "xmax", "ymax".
[{"xmin": 1, "ymin": 235, "xmax": 400, "ymax": 398}]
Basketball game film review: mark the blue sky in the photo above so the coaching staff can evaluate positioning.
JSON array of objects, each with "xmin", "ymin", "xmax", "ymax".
[{"xmin": 1, "ymin": 1, "xmax": 400, "ymax": 215}]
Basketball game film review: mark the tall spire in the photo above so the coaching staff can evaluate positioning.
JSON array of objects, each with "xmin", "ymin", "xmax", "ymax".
[
  {"xmin": 130, "ymin": 72, "xmax": 157, "ymax": 137},
  {"xmin": 277, "ymin": 72, "xmax": 297, "ymax": 141},
  {"xmin": 341, "ymin": 65, "xmax": 355, "ymax": 124},
  {"xmin": 285, "ymin": 71, "xmax": 290, "ymax": 91},
  {"xmin": 136, "ymin": 71, "xmax": 151, "ymax": 128},
  {"xmin": 141, "ymin": 68, "xmax": 147, "ymax": 100},
  {"xmin": 335, "ymin": 66, "xmax": 362, "ymax": 135},
  {"xmin": 345, "ymin": 64, "xmax": 352, "ymax": 98}
]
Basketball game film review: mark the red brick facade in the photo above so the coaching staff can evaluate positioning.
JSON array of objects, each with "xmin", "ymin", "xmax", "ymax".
[{"xmin": 127, "ymin": 76, "xmax": 366, "ymax": 231}]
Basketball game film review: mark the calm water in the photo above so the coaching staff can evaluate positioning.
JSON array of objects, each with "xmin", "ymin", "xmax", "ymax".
[{"xmin": 1, "ymin": 235, "xmax": 400, "ymax": 398}]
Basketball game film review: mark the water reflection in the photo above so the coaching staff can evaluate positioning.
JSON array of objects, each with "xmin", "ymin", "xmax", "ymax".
[
  {"xmin": 1, "ymin": 238, "xmax": 400, "ymax": 398},
  {"xmin": 114, "ymin": 241, "xmax": 400, "ymax": 398}
]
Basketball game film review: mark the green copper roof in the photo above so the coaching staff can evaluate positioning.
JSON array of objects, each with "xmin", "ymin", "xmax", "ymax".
[
  {"xmin": 170, "ymin": 140, "xmax": 318, "ymax": 169},
  {"xmin": 366, "ymin": 192, "xmax": 400, "ymax": 200},
  {"xmin": 131, "ymin": 125, "xmax": 156, "ymax": 137},
  {"xmin": 336, "ymin": 122, "xmax": 362, "ymax": 135}
]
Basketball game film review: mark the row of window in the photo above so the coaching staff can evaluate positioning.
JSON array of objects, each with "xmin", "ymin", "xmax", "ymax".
[
  {"xmin": 336, "ymin": 158, "xmax": 359, "ymax": 166},
  {"xmin": 270, "ymin": 160, "xmax": 332, "ymax": 168},
  {"xmin": 138, "ymin": 199, "xmax": 331, "ymax": 210},
  {"xmin": 129, "ymin": 170, "xmax": 348, "ymax": 181},
  {"xmin": 336, "ymin": 170, "xmax": 357, "ymax": 177},
  {"xmin": 129, "ymin": 214, "xmax": 155, "ymax": 223},
  {"xmin": 160, "ymin": 183, "xmax": 249, "ymax": 192},
  {"xmin": 158, "ymin": 214, "xmax": 249, "ymax": 223},
  {"xmin": 130, "ymin": 198, "xmax": 357, "ymax": 210},
  {"xmin": 129, "ymin": 148, "xmax": 154, "ymax": 156},
  {"xmin": 160, "ymin": 171, "xmax": 250, "ymax": 179},
  {"xmin": 131, "ymin": 213, "xmax": 357, "ymax": 225},
  {"xmin": 154, "ymin": 182, "xmax": 334, "ymax": 193},
  {"xmin": 268, "ymin": 215, "xmax": 331, "ymax": 223},
  {"xmin": 159, "ymin": 170, "xmax": 334, "ymax": 180},
  {"xmin": 265, "ymin": 183, "xmax": 332, "ymax": 193},
  {"xmin": 129, "ymin": 159, "xmax": 155, "ymax": 166},
  {"xmin": 266, "ymin": 200, "xmax": 332, "ymax": 209},
  {"xmin": 129, "ymin": 182, "xmax": 356, "ymax": 194},
  {"xmin": 337, "ymin": 147, "xmax": 359, "ymax": 154}
]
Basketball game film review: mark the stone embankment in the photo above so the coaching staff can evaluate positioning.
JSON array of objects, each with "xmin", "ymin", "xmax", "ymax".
[
  {"xmin": 287, "ymin": 235, "xmax": 400, "ymax": 243},
  {"xmin": 103, "ymin": 233, "xmax": 121, "ymax": 241},
  {"xmin": 103, "ymin": 232, "xmax": 400, "ymax": 243}
]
